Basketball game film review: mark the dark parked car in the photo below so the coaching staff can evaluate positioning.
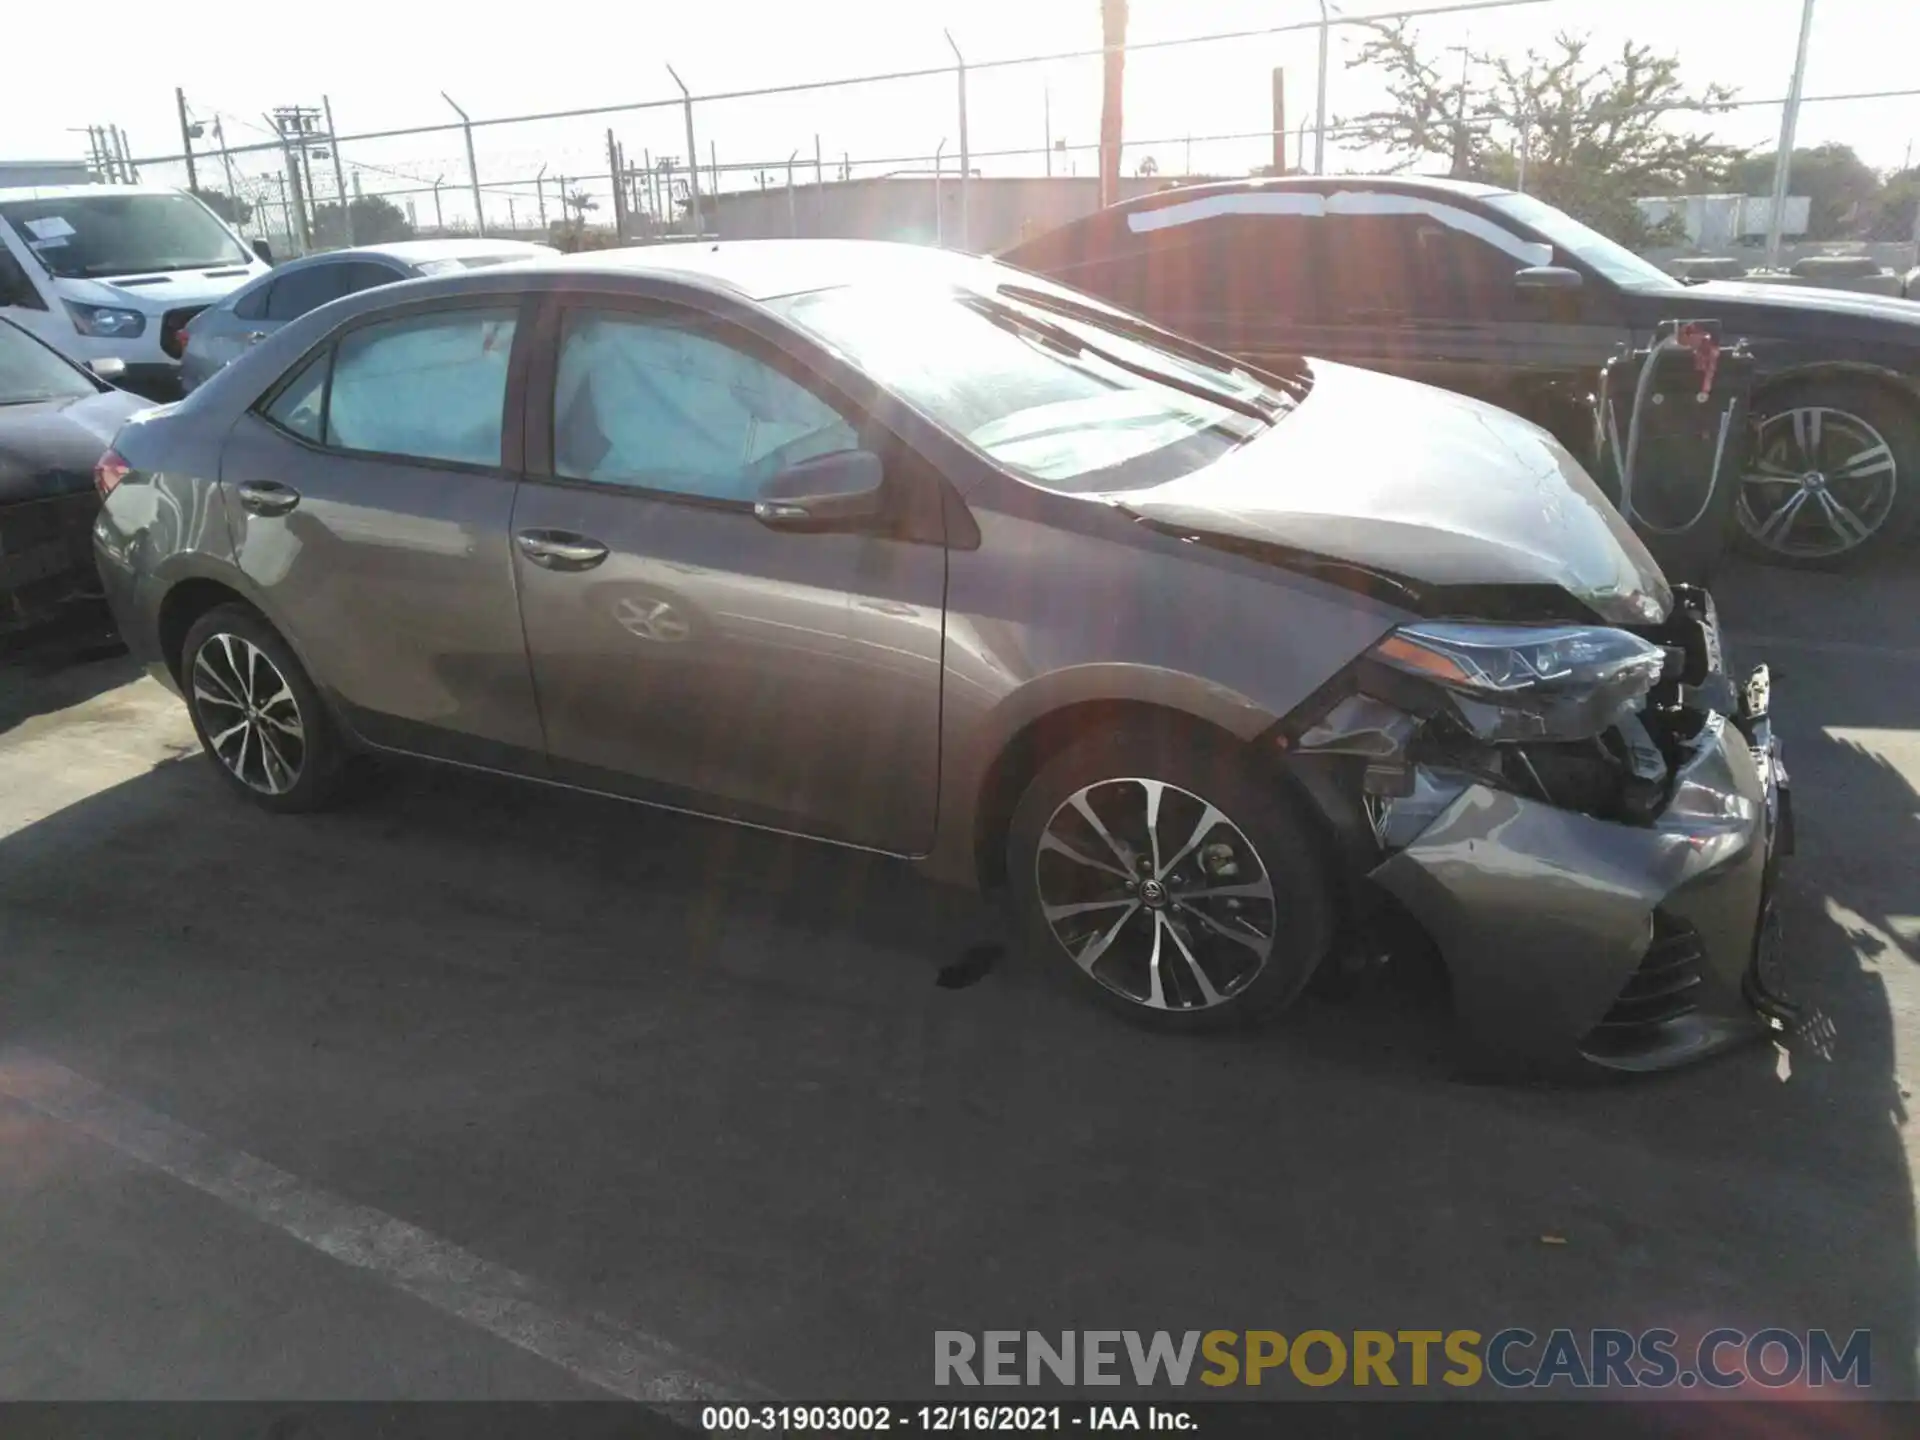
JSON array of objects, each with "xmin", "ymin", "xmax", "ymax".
[
  {"xmin": 0, "ymin": 316, "xmax": 148, "ymax": 637},
  {"xmin": 93, "ymin": 241, "xmax": 1788, "ymax": 1074},
  {"xmin": 1002, "ymin": 176, "xmax": 1920, "ymax": 569}
]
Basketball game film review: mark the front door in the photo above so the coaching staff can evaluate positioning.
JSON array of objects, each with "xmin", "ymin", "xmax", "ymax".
[
  {"xmin": 510, "ymin": 298, "xmax": 946, "ymax": 853},
  {"xmin": 219, "ymin": 299, "xmax": 544, "ymax": 765}
]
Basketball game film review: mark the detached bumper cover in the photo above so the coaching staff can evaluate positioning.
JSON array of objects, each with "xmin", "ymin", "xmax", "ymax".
[{"xmin": 1372, "ymin": 689, "xmax": 1789, "ymax": 1074}]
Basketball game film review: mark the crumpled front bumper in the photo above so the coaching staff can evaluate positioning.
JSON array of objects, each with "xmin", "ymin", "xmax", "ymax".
[{"xmin": 1371, "ymin": 671, "xmax": 1790, "ymax": 1075}]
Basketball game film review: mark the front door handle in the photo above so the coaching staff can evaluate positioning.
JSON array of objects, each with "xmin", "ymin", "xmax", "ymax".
[
  {"xmin": 515, "ymin": 529, "xmax": 609, "ymax": 571},
  {"xmin": 236, "ymin": 479, "xmax": 301, "ymax": 517},
  {"xmin": 245, "ymin": 330, "xmax": 268, "ymax": 344}
]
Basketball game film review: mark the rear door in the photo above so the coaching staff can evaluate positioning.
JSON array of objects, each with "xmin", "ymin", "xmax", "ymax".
[
  {"xmin": 218, "ymin": 296, "xmax": 544, "ymax": 766},
  {"xmin": 508, "ymin": 293, "xmax": 947, "ymax": 853}
]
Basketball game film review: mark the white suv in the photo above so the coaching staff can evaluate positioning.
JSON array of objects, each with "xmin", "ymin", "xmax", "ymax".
[{"xmin": 0, "ymin": 184, "xmax": 272, "ymax": 396}]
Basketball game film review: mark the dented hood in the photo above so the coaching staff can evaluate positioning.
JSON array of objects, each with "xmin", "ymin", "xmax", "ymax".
[{"xmin": 1108, "ymin": 360, "xmax": 1672, "ymax": 624}]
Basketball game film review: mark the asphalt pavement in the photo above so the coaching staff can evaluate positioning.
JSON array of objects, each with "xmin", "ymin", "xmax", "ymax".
[{"xmin": 1, "ymin": 555, "xmax": 1916, "ymax": 1403}]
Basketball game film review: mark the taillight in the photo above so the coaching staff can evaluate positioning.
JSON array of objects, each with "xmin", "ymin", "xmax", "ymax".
[{"xmin": 95, "ymin": 449, "xmax": 131, "ymax": 500}]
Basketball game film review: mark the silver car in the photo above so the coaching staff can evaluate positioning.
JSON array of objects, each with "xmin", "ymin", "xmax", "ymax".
[
  {"xmin": 179, "ymin": 238, "xmax": 555, "ymax": 391},
  {"xmin": 92, "ymin": 240, "xmax": 1791, "ymax": 1075}
]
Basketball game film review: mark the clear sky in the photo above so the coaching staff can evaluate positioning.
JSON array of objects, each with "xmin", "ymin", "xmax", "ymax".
[{"xmin": 6, "ymin": 0, "xmax": 1914, "ymax": 229}]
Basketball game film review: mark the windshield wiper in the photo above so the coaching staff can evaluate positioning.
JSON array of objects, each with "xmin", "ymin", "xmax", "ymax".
[
  {"xmin": 997, "ymin": 284, "xmax": 1305, "ymax": 406},
  {"xmin": 970, "ymin": 296, "xmax": 1275, "ymax": 428}
]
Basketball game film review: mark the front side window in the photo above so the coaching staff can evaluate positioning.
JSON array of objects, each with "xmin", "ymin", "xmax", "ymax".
[
  {"xmin": 1484, "ymin": 192, "xmax": 1680, "ymax": 290},
  {"xmin": 553, "ymin": 309, "xmax": 858, "ymax": 502},
  {"xmin": 0, "ymin": 193, "xmax": 251, "ymax": 279},
  {"xmin": 265, "ymin": 263, "xmax": 353, "ymax": 322},
  {"xmin": 325, "ymin": 308, "xmax": 516, "ymax": 467}
]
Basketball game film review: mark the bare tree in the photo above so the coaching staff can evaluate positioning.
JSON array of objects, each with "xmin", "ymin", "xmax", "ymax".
[{"xmin": 1340, "ymin": 21, "xmax": 1742, "ymax": 242}]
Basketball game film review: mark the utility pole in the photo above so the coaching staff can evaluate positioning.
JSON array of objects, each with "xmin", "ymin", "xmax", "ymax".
[
  {"xmin": 1765, "ymin": 0, "xmax": 1818, "ymax": 271},
  {"xmin": 608, "ymin": 129, "xmax": 626, "ymax": 240},
  {"xmin": 212, "ymin": 117, "xmax": 237, "ymax": 197},
  {"xmin": 113, "ymin": 127, "xmax": 138, "ymax": 182},
  {"xmin": 323, "ymin": 97, "xmax": 352, "ymax": 245},
  {"xmin": 175, "ymin": 89, "xmax": 201, "ymax": 192},
  {"xmin": 275, "ymin": 171, "xmax": 293, "ymax": 252},
  {"xmin": 269, "ymin": 107, "xmax": 321, "ymax": 249}
]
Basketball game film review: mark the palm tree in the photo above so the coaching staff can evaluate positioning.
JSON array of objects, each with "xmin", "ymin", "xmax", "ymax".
[{"xmin": 1099, "ymin": 0, "xmax": 1128, "ymax": 207}]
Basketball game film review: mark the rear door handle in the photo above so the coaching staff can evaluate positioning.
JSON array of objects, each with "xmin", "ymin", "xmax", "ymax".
[
  {"xmin": 236, "ymin": 480, "xmax": 301, "ymax": 517},
  {"xmin": 515, "ymin": 529, "xmax": 609, "ymax": 571},
  {"xmin": 245, "ymin": 331, "xmax": 268, "ymax": 344}
]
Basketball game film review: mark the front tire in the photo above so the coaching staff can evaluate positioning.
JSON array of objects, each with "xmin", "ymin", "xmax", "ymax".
[
  {"xmin": 1737, "ymin": 378, "xmax": 1919, "ymax": 569},
  {"xmin": 1006, "ymin": 724, "xmax": 1335, "ymax": 1031},
  {"xmin": 180, "ymin": 604, "xmax": 349, "ymax": 813}
]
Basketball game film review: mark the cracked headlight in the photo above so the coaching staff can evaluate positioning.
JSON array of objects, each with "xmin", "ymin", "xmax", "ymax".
[{"xmin": 1369, "ymin": 622, "xmax": 1669, "ymax": 743}]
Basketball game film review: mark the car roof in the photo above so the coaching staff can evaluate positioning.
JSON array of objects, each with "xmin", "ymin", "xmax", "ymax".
[
  {"xmin": 1109, "ymin": 174, "xmax": 1513, "ymax": 216},
  {"xmin": 517, "ymin": 238, "xmax": 995, "ymax": 301}
]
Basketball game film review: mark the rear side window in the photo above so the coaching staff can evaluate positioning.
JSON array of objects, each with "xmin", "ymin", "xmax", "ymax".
[
  {"xmin": 265, "ymin": 263, "xmax": 352, "ymax": 322},
  {"xmin": 233, "ymin": 279, "xmax": 270, "ymax": 322},
  {"xmin": 263, "ymin": 350, "xmax": 328, "ymax": 442},
  {"xmin": 324, "ymin": 307, "xmax": 516, "ymax": 467},
  {"xmin": 341, "ymin": 261, "xmax": 402, "ymax": 295}
]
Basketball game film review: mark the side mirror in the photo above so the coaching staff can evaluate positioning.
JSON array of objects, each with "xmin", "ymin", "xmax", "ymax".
[
  {"xmin": 753, "ymin": 449, "xmax": 885, "ymax": 531},
  {"xmin": 88, "ymin": 357, "xmax": 128, "ymax": 382},
  {"xmin": 252, "ymin": 238, "xmax": 276, "ymax": 265},
  {"xmin": 1515, "ymin": 265, "xmax": 1584, "ymax": 293}
]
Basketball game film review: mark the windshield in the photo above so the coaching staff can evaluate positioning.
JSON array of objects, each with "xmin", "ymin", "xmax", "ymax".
[
  {"xmin": 1, "ymin": 192, "xmax": 252, "ymax": 279},
  {"xmin": 777, "ymin": 283, "xmax": 1287, "ymax": 493},
  {"xmin": 0, "ymin": 319, "xmax": 96, "ymax": 405},
  {"xmin": 1484, "ymin": 192, "xmax": 1680, "ymax": 290}
]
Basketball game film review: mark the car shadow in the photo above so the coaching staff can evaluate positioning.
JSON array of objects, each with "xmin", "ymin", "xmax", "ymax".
[{"xmin": 0, "ymin": 639, "xmax": 136, "ymax": 737}]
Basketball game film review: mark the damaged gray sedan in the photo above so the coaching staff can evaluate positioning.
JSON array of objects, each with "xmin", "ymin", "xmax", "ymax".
[{"xmin": 89, "ymin": 241, "xmax": 1788, "ymax": 1075}]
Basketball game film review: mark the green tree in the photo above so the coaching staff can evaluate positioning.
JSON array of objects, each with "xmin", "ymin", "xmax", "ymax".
[
  {"xmin": 1723, "ymin": 144, "xmax": 1883, "ymax": 239},
  {"xmin": 310, "ymin": 194, "xmax": 414, "ymax": 248},
  {"xmin": 192, "ymin": 188, "xmax": 253, "ymax": 227},
  {"xmin": 1340, "ymin": 22, "xmax": 1743, "ymax": 245},
  {"xmin": 1870, "ymin": 167, "xmax": 1920, "ymax": 242}
]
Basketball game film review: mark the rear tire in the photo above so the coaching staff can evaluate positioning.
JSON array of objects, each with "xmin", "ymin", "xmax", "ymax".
[
  {"xmin": 180, "ymin": 604, "xmax": 350, "ymax": 813},
  {"xmin": 1736, "ymin": 377, "xmax": 1919, "ymax": 569},
  {"xmin": 1006, "ymin": 722, "xmax": 1335, "ymax": 1031}
]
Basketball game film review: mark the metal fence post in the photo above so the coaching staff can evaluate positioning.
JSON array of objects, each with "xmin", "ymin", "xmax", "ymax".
[
  {"xmin": 1764, "ymin": 0, "xmax": 1818, "ymax": 271},
  {"xmin": 667, "ymin": 65, "xmax": 702, "ymax": 237},
  {"xmin": 1314, "ymin": 1, "xmax": 1330, "ymax": 175},
  {"xmin": 442, "ymin": 92, "xmax": 485, "ymax": 237},
  {"xmin": 934, "ymin": 139, "xmax": 946, "ymax": 244},
  {"xmin": 324, "ymin": 96, "xmax": 353, "ymax": 245},
  {"xmin": 945, "ymin": 30, "xmax": 969, "ymax": 251},
  {"xmin": 787, "ymin": 149, "xmax": 800, "ymax": 236},
  {"xmin": 535, "ymin": 165, "xmax": 548, "ymax": 231},
  {"xmin": 608, "ymin": 129, "xmax": 626, "ymax": 240}
]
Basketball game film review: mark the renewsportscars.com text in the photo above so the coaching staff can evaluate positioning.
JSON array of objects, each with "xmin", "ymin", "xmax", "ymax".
[{"xmin": 934, "ymin": 1328, "xmax": 1871, "ymax": 1391}]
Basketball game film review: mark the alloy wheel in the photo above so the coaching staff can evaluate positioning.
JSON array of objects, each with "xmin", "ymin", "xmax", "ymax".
[
  {"xmin": 1034, "ymin": 777, "xmax": 1277, "ymax": 1011},
  {"xmin": 191, "ymin": 632, "xmax": 307, "ymax": 796},
  {"xmin": 1738, "ymin": 405, "xmax": 1898, "ymax": 561}
]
